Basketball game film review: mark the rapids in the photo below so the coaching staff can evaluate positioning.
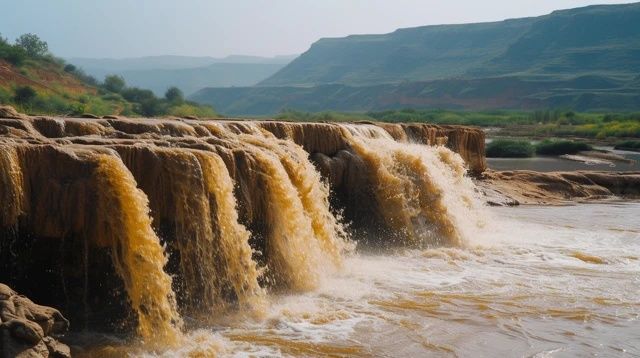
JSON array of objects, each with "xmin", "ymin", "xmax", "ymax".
[{"xmin": 81, "ymin": 202, "xmax": 640, "ymax": 357}]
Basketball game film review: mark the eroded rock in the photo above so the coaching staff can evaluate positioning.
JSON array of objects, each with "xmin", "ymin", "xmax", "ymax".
[
  {"xmin": 478, "ymin": 170, "xmax": 640, "ymax": 205},
  {"xmin": 0, "ymin": 284, "xmax": 70, "ymax": 358}
]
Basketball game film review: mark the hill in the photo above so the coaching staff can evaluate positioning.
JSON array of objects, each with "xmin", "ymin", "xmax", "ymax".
[
  {"xmin": 69, "ymin": 55, "xmax": 295, "ymax": 95},
  {"xmin": 262, "ymin": 3, "xmax": 640, "ymax": 86},
  {"xmin": 0, "ymin": 35, "xmax": 215, "ymax": 117},
  {"xmin": 191, "ymin": 3, "xmax": 640, "ymax": 114}
]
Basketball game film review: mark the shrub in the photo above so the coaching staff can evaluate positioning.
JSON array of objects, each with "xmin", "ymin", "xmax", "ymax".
[
  {"xmin": 535, "ymin": 140, "xmax": 592, "ymax": 155},
  {"xmin": 121, "ymin": 87, "xmax": 155, "ymax": 103},
  {"xmin": 13, "ymin": 86, "xmax": 37, "ymax": 104},
  {"xmin": 64, "ymin": 64, "xmax": 76, "ymax": 73},
  {"xmin": 486, "ymin": 139, "xmax": 535, "ymax": 158},
  {"xmin": 614, "ymin": 140, "xmax": 640, "ymax": 151},
  {"xmin": 0, "ymin": 43, "xmax": 27, "ymax": 66}
]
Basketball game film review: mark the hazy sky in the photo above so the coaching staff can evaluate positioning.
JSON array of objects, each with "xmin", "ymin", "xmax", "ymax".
[{"xmin": 1, "ymin": 0, "xmax": 633, "ymax": 58}]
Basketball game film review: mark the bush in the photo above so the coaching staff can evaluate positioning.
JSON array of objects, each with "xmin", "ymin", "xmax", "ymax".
[
  {"xmin": 535, "ymin": 140, "xmax": 592, "ymax": 155},
  {"xmin": 614, "ymin": 140, "xmax": 640, "ymax": 151},
  {"xmin": 0, "ymin": 43, "xmax": 27, "ymax": 66},
  {"xmin": 13, "ymin": 86, "xmax": 37, "ymax": 104},
  {"xmin": 121, "ymin": 87, "xmax": 155, "ymax": 102},
  {"xmin": 486, "ymin": 139, "xmax": 535, "ymax": 158}
]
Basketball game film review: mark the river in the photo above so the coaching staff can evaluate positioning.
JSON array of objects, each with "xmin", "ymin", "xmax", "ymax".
[{"xmin": 84, "ymin": 202, "xmax": 639, "ymax": 357}]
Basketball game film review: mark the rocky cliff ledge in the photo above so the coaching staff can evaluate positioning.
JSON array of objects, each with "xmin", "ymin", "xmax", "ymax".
[
  {"xmin": 0, "ymin": 284, "xmax": 70, "ymax": 358},
  {"xmin": 479, "ymin": 170, "xmax": 640, "ymax": 205}
]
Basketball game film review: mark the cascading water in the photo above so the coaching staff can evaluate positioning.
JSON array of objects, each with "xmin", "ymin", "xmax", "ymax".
[
  {"xmin": 92, "ymin": 153, "xmax": 182, "ymax": 346},
  {"xmin": 339, "ymin": 124, "xmax": 485, "ymax": 247},
  {"xmin": 193, "ymin": 151, "xmax": 265, "ymax": 311},
  {"xmin": 0, "ymin": 115, "xmax": 496, "ymax": 356},
  {"xmin": 0, "ymin": 146, "xmax": 24, "ymax": 226}
]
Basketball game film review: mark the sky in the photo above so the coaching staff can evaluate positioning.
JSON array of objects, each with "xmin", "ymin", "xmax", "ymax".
[{"xmin": 1, "ymin": 0, "xmax": 633, "ymax": 59}]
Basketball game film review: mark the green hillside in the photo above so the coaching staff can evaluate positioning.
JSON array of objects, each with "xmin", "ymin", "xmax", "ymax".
[{"xmin": 0, "ymin": 34, "xmax": 215, "ymax": 117}]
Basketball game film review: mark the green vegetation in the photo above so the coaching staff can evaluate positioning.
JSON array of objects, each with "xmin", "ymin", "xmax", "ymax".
[
  {"xmin": 486, "ymin": 140, "xmax": 535, "ymax": 158},
  {"xmin": 275, "ymin": 110, "xmax": 374, "ymax": 122},
  {"xmin": 614, "ymin": 140, "xmax": 640, "ymax": 151},
  {"xmin": 486, "ymin": 139, "xmax": 594, "ymax": 158},
  {"xmin": 535, "ymin": 140, "xmax": 592, "ymax": 155},
  {"xmin": 0, "ymin": 33, "xmax": 216, "ymax": 117},
  {"xmin": 265, "ymin": 109, "xmax": 640, "ymax": 140}
]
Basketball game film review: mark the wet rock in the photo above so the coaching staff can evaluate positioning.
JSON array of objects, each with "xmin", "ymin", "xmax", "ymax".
[
  {"xmin": 0, "ymin": 105, "xmax": 28, "ymax": 120},
  {"xmin": 0, "ymin": 283, "xmax": 70, "ymax": 358},
  {"xmin": 478, "ymin": 170, "xmax": 640, "ymax": 205}
]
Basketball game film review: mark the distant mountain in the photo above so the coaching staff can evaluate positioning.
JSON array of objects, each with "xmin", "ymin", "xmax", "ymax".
[
  {"xmin": 192, "ymin": 3, "xmax": 640, "ymax": 114},
  {"xmin": 68, "ymin": 55, "xmax": 296, "ymax": 95},
  {"xmin": 260, "ymin": 19, "xmax": 535, "ymax": 87},
  {"xmin": 262, "ymin": 3, "xmax": 640, "ymax": 87},
  {"xmin": 110, "ymin": 63, "xmax": 285, "ymax": 96}
]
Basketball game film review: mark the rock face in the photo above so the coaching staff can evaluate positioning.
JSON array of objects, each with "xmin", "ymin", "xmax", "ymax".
[
  {"xmin": 0, "ymin": 284, "xmax": 70, "ymax": 358},
  {"xmin": 479, "ymin": 170, "xmax": 640, "ymax": 205}
]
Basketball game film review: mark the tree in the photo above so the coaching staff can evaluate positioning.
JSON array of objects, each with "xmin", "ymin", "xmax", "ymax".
[
  {"xmin": 103, "ymin": 75, "xmax": 126, "ymax": 93},
  {"xmin": 14, "ymin": 86, "xmax": 37, "ymax": 104},
  {"xmin": 15, "ymin": 33, "xmax": 48, "ymax": 57},
  {"xmin": 164, "ymin": 86, "xmax": 184, "ymax": 103},
  {"xmin": 64, "ymin": 64, "xmax": 76, "ymax": 73}
]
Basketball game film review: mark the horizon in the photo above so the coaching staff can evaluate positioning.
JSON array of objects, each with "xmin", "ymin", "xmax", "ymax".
[{"xmin": 2, "ymin": 0, "xmax": 634, "ymax": 59}]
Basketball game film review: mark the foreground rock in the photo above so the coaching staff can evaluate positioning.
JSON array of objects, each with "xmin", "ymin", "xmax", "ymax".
[
  {"xmin": 0, "ymin": 284, "xmax": 70, "ymax": 358},
  {"xmin": 479, "ymin": 170, "xmax": 640, "ymax": 205}
]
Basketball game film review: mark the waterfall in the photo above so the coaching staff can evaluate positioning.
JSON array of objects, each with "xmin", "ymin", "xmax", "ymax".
[
  {"xmin": 0, "ymin": 146, "xmax": 24, "ymax": 227},
  {"xmin": 340, "ymin": 124, "xmax": 484, "ymax": 246},
  {"xmin": 193, "ymin": 152, "xmax": 265, "ymax": 310},
  {"xmin": 92, "ymin": 153, "xmax": 182, "ymax": 346},
  {"xmin": 0, "ymin": 114, "xmax": 487, "ymax": 349}
]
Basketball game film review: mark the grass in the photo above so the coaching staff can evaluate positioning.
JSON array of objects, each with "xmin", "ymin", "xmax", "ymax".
[{"xmin": 486, "ymin": 139, "xmax": 535, "ymax": 158}]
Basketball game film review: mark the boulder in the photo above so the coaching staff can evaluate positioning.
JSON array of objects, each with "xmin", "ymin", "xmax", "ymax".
[{"xmin": 0, "ymin": 284, "xmax": 70, "ymax": 358}]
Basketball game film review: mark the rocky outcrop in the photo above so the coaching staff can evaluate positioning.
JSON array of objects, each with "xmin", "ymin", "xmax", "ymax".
[
  {"xmin": 0, "ymin": 105, "xmax": 28, "ymax": 120},
  {"xmin": 0, "ymin": 284, "xmax": 70, "ymax": 358},
  {"xmin": 479, "ymin": 170, "xmax": 640, "ymax": 205}
]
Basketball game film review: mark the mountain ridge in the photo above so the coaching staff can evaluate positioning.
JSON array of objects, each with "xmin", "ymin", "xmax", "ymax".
[{"xmin": 192, "ymin": 2, "xmax": 640, "ymax": 114}]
